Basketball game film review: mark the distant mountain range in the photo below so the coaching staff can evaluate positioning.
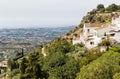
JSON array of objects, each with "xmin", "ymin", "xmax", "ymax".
[
  {"xmin": 0, "ymin": 25, "xmax": 75, "ymax": 40},
  {"xmin": 0, "ymin": 25, "xmax": 75, "ymax": 51}
]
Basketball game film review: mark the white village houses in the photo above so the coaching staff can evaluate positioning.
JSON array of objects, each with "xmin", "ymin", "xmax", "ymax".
[{"xmin": 73, "ymin": 16, "xmax": 120, "ymax": 49}]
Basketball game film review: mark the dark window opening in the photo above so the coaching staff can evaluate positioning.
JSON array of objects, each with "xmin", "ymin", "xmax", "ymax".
[{"xmin": 90, "ymin": 42, "xmax": 94, "ymax": 45}]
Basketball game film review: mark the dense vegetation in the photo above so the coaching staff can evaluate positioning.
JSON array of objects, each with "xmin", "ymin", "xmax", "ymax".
[
  {"xmin": 81, "ymin": 3, "xmax": 120, "ymax": 24},
  {"xmin": 76, "ymin": 46, "xmax": 120, "ymax": 79},
  {"xmin": 6, "ymin": 37, "xmax": 120, "ymax": 79},
  {"xmin": 2, "ymin": 3, "xmax": 120, "ymax": 79}
]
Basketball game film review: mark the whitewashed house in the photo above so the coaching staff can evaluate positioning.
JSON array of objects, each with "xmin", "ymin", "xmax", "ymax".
[
  {"xmin": 111, "ymin": 16, "xmax": 120, "ymax": 43},
  {"xmin": 112, "ymin": 16, "xmax": 120, "ymax": 31},
  {"xmin": 82, "ymin": 25, "xmax": 102, "ymax": 49},
  {"xmin": 73, "ymin": 16, "xmax": 120, "ymax": 49},
  {"xmin": 73, "ymin": 24, "xmax": 102, "ymax": 49}
]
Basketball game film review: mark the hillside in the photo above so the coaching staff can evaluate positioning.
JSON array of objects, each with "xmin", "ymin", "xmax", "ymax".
[
  {"xmin": 62, "ymin": 3, "xmax": 120, "ymax": 42},
  {"xmin": 1, "ymin": 3, "xmax": 120, "ymax": 79}
]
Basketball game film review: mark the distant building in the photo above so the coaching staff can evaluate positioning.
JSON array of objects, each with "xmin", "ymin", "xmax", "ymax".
[
  {"xmin": 41, "ymin": 47, "xmax": 47, "ymax": 56},
  {"xmin": 112, "ymin": 16, "xmax": 120, "ymax": 32},
  {"xmin": 73, "ymin": 24, "xmax": 102, "ymax": 49},
  {"xmin": 73, "ymin": 16, "xmax": 120, "ymax": 49},
  {"xmin": 0, "ymin": 59, "xmax": 8, "ymax": 68}
]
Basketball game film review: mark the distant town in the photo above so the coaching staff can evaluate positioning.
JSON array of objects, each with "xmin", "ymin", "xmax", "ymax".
[{"xmin": 0, "ymin": 26, "xmax": 75, "ymax": 62}]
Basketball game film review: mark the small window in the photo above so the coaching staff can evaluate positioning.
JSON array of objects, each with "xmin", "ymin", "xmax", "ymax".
[
  {"xmin": 88, "ymin": 29, "xmax": 90, "ymax": 32},
  {"xmin": 110, "ymin": 33, "xmax": 115, "ymax": 36},
  {"xmin": 90, "ymin": 42, "xmax": 94, "ymax": 45}
]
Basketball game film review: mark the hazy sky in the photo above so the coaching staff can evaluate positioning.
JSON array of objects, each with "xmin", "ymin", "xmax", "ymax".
[{"xmin": 0, "ymin": 0, "xmax": 120, "ymax": 28}]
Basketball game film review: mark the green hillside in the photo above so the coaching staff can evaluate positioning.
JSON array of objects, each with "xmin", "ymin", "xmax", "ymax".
[{"xmin": 2, "ymin": 3, "xmax": 120, "ymax": 79}]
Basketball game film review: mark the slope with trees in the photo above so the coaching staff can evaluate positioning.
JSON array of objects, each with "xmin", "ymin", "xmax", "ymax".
[{"xmin": 3, "ymin": 3, "xmax": 120, "ymax": 79}]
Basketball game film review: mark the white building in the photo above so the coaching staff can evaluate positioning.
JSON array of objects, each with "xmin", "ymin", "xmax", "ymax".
[
  {"xmin": 73, "ymin": 24, "xmax": 102, "ymax": 49},
  {"xmin": 112, "ymin": 16, "xmax": 120, "ymax": 31},
  {"xmin": 73, "ymin": 16, "xmax": 120, "ymax": 49},
  {"xmin": 111, "ymin": 16, "xmax": 120, "ymax": 42}
]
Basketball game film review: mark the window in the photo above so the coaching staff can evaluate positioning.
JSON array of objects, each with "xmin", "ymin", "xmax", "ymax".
[
  {"xmin": 90, "ymin": 42, "xmax": 94, "ymax": 45},
  {"xmin": 88, "ymin": 29, "xmax": 90, "ymax": 32}
]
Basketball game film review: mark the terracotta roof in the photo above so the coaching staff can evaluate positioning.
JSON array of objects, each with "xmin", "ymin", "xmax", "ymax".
[
  {"xmin": 85, "ymin": 23, "xmax": 109, "ymax": 30},
  {"xmin": 110, "ymin": 30, "xmax": 116, "ymax": 32}
]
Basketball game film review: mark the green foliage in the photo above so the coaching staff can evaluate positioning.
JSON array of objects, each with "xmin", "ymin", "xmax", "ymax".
[
  {"xmin": 13, "ymin": 49, "xmax": 24, "ymax": 61},
  {"xmin": 99, "ymin": 39, "xmax": 111, "ymax": 46},
  {"xmin": 73, "ymin": 33, "xmax": 78, "ymax": 37},
  {"xmin": 109, "ymin": 45, "xmax": 120, "ymax": 53},
  {"xmin": 46, "ymin": 38, "xmax": 75, "ymax": 54},
  {"xmin": 43, "ymin": 52, "xmax": 65, "ymax": 70},
  {"xmin": 99, "ymin": 39, "xmax": 111, "ymax": 51},
  {"xmin": 105, "ymin": 18, "xmax": 111, "ymax": 23},
  {"xmin": 66, "ymin": 32, "xmax": 70, "ymax": 36},
  {"xmin": 83, "ymin": 3, "xmax": 120, "ymax": 23},
  {"xmin": 80, "ymin": 48, "xmax": 102, "ymax": 66},
  {"xmin": 87, "ymin": 14, "xmax": 95, "ymax": 23},
  {"xmin": 106, "ymin": 4, "xmax": 119, "ymax": 12},
  {"xmin": 97, "ymin": 3, "xmax": 120, "ymax": 13},
  {"xmin": 8, "ymin": 59, "xmax": 19, "ymax": 71},
  {"xmin": 74, "ymin": 43, "xmax": 85, "ymax": 48},
  {"xmin": 97, "ymin": 4, "xmax": 105, "ymax": 10},
  {"xmin": 79, "ymin": 23, "xmax": 84, "ymax": 28},
  {"xmin": 113, "ymin": 73, "xmax": 120, "ymax": 79},
  {"xmin": 61, "ymin": 60, "xmax": 80, "ymax": 79},
  {"xmin": 48, "ymin": 59, "xmax": 80, "ymax": 79},
  {"xmin": 19, "ymin": 52, "xmax": 48, "ymax": 79},
  {"xmin": 76, "ymin": 50, "xmax": 120, "ymax": 79},
  {"xmin": 97, "ymin": 4, "xmax": 105, "ymax": 13},
  {"xmin": 89, "ymin": 9, "xmax": 97, "ymax": 14},
  {"xmin": 97, "ymin": 16, "xmax": 105, "ymax": 23},
  {"xmin": 0, "ymin": 57, "xmax": 4, "ymax": 62},
  {"xmin": 19, "ymin": 58, "xmax": 28, "ymax": 75},
  {"xmin": 9, "ymin": 69, "xmax": 20, "ymax": 78},
  {"xmin": 12, "ymin": 38, "xmax": 120, "ymax": 79}
]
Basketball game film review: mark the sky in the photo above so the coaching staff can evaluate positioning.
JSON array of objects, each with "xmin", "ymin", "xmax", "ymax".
[{"xmin": 0, "ymin": 0, "xmax": 120, "ymax": 28}]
